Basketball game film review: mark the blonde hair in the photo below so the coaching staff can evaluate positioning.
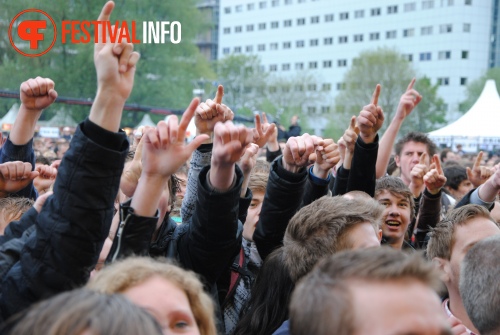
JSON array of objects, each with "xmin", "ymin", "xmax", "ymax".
[{"xmin": 87, "ymin": 257, "xmax": 216, "ymax": 335}]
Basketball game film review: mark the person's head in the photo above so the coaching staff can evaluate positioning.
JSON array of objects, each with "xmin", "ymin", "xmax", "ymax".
[
  {"xmin": 87, "ymin": 257, "xmax": 216, "ymax": 335},
  {"xmin": 4, "ymin": 288, "xmax": 162, "ymax": 335},
  {"xmin": 0, "ymin": 197, "xmax": 34, "ymax": 235},
  {"xmin": 283, "ymin": 195, "xmax": 383, "ymax": 283},
  {"xmin": 174, "ymin": 164, "xmax": 189, "ymax": 202},
  {"xmin": 460, "ymin": 235, "xmax": 500, "ymax": 335},
  {"xmin": 290, "ymin": 115, "xmax": 299, "ymax": 125},
  {"xmin": 33, "ymin": 138, "xmax": 46, "ymax": 152},
  {"xmin": 427, "ymin": 205, "xmax": 500, "ymax": 295},
  {"xmin": 289, "ymin": 248, "xmax": 450, "ymax": 335},
  {"xmin": 395, "ymin": 132, "xmax": 437, "ymax": 184},
  {"xmin": 56, "ymin": 141, "xmax": 70, "ymax": 159},
  {"xmin": 443, "ymin": 165, "xmax": 473, "ymax": 200},
  {"xmin": 440, "ymin": 148, "xmax": 458, "ymax": 163},
  {"xmin": 375, "ymin": 176, "xmax": 415, "ymax": 249},
  {"xmin": 242, "ymin": 160, "xmax": 270, "ymax": 241}
]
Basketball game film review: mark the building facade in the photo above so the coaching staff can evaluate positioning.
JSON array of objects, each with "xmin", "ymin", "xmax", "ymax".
[
  {"xmin": 218, "ymin": 0, "xmax": 492, "ymax": 134},
  {"xmin": 196, "ymin": 0, "xmax": 220, "ymax": 62}
]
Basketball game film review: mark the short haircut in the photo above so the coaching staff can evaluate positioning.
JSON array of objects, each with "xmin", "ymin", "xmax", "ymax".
[
  {"xmin": 283, "ymin": 195, "xmax": 383, "ymax": 282},
  {"xmin": 375, "ymin": 176, "xmax": 415, "ymax": 220},
  {"xmin": 87, "ymin": 257, "xmax": 216, "ymax": 335},
  {"xmin": 4, "ymin": 288, "xmax": 162, "ymax": 335},
  {"xmin": 0, "ymin": 197, "xmax": 34, "ymax": 233},
  {"xmin": 460, "ymin": 235, "xmax": 500, "ymax": 335},
  {"xmin": 443, "ymin": 165, "xmax": 468, "ymax": 190},
  {"xmin": 35, "ymin": 156, "xmax": 50, "ymax": 166},
  {"xmin": 290, "ymin": 248, "xmax": 443, "ymax": 335},
  {"xmin": 427, "ymin": 204, "xmax": 498, "ymax": 260},
  {"xmin": 440, "ymin": 148, "xmax": 452, "ymax": 162},
  {"xmin": 395, "ymin": 131, "xmax": 438, "ymax": 157}
]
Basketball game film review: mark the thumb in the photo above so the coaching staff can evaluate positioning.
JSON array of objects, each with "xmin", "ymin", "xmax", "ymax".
[
  {"xmin": 466, "ymin": 167, "xmax": 473, "ymax": 180},
  {"xmin": 48, "ymin": 89, "xmax": 58, "ymax": 101},
  {"xmin": 29, "ymin": 171, "xmax": 40, "ymax": 180},
  {"xmin": 187, "ymin": 134, "xmax": 210, "ymax": 152},
  {"xmin": 214, "ymin": 85, "xmax": 224, "ymax": 104}
]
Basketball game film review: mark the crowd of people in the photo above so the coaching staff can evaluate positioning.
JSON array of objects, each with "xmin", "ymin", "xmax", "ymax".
[{"xmin": 0, "ymin": 2, "xmax": 499, "ymax": 334}]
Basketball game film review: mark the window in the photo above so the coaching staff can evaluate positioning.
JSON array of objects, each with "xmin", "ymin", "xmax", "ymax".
[
  {"xmin": 422, "ymin": 0, "xmax": 434, "ymax": 9},
  {"xmin": 270, "ymin": 64, "xmax": 277, "ymax": 71},
  {"xmin": 337, "ymin": 82, "xmax": 346, "ymax": 90},
  {"xmin": 447, "ymin": 0, "xmax": 454, "ymax": 5},
  {"xmin": 270, "ymin": 42, "xmax": 278, "ymax": 50},
  {"xmin": 339, "ymin": 36, "xmax": 348, "ymax": 43},
  {"xmin": 246, "ymin": 45, "xmax": 253, "ymax": 52},
  {"xmin": 465, "ymin": 0, "xmax": 472, "ymax": 4},
  {"xmin": 236, "ymin": 5, "xmax": 243, "ymax": 12},
  {"xmin": 354, "ymin": 34, "xmax": 363, "ymax": 42},
  {"xmin": 437, "ymin": 77, "xmax": 449, "ymax": 86},
  {"xmin": 258, "ymin": 44, "xmax": 266, "ymax": 51},
  {"xmin": 258, "ymin": 23, "xmax": 266, "ymax": 30},
  {"xmin": 298, "ymin": 0, "xmax": 305, "ymax": 3},
  {"xmin": 309, "ymin": 61, "xmax": 317, "ymax": 69},
  {"xmin": 259, "ymin": 1, "xmax": 267, "ymax": 9},
  {"xmin": 369, "ymin": 32, "xmax": 380, "ymax": 40},
  {"xmin": 272, "ymin": 0, "xmax": 279, "ymax": 6},
  {"xmin": 340, "ymin": 12, "xmax": 349, "ymax": 20},
  {"xmin": 295, "ymin": 85, "xmax": 304, "ymax": 92},
  {"xmin": 283, "ymin": 41, "xmax": 291, "ymax": 49},
  {"xmin": 307, "ymin": 107, "xmax": 317, "ymax": 113},
  {"xmin": 223, "ymin": 27, "xmax": 231, "ymax": 34},
  {"xmin": 269, "ymin": 86, "xmax": 277, "ymax": 93},
  {"xmin": 460, "ymin": 77, "xmax": 467, "ymax": 85},
  {"xmin": 322, "ymin": 83, "xmax": 332, "ymax": 91},
  {"xmin": 323, "ymin": 60, "xmax": 332, "ymax": 68},
  {"xmin": 463, "ymin": 23, "xmax": 471, "ymax": 32},
  {"xmin": 355, "ymin": 9, "xmax": 365, "ymax": 18},
  {"xmin": 461, "ymin": 50, "xmax": 469, "ymax": 59},
  {"xmin": 282, "ymin": 63, "xmax": 290, "ymax": 71},
  {"xmin": 403, "ymin": 54, "xmax": 413, "ymax": 62},
  {"xmin": 321, "ymin": 106, "xmax": 331, "ymax": 113},
  {"xmin": 234, "ymin": 46, "xmax": 241, "ymax": 53},
  {"xmin": 308, "ymin": 84, "xmax": 317, "ymax": 91},
  {"xmin": 438, "ymin": 50, "xmax": 451, "ymax": 59},
  {"xmin": 284, "ymin": 19, "xmax": 292, "ymax": 27},
  {"xmin": 247, "ymin": 24, "xmax": 254, "ymax": 32},
  {"xmin": 404, "ymin": 2, "xmax": 416, "ymax": 11},
  {"xmin": 285, "ymin": 0, "xmax": 292, "ymax": 4},
  {"xmin": 439, "ymin": 24, "xmax": 452, "ymax": 33},
  {"xmin": 296, "ymin": 40, "xmax": 305, "ymax": 47},
  {"xmin": 297, "ymin": 18, "xmax": 306, "ymax": 25},
  {"xmin": 371, "ymin": 8, "xmax": 381, "ymax": 16},
  {"xmin": 295, "ymin": 62, "xmax": 304, "ymax": 70},
  {"xmin": 419, "ymin": 52, "xmax": 431, "ymax": 61},
  {"xmin": 325, "ymin": 14, "xmax": 334, "ymax": 22},
  {"xmin": 421, "ymin": 26, "xmax": 433, "ymax": 35},
  {"xmin": 235, "ymin": 26, "xmax": 242, "ymax": 33},
  {"xmin": 403, "ymin": 28, "xmax": 414, "ymax": 37},
  {"xmin": 224, "ymin": 7, "xmax": 231, "ymax": 14},
  {"xmin": 388, "ymin": 5, "xmax": 398, "ymax": 13},
  {"xmin": 386, "ymin": 30, "xmax": 397, "ymax": 39},
  {"xmin": 311, "ymin": 16, "xmax": 320, "ymax": 24},
  {"xmin": 337, "ymin": 59, "xmax": 347, "ymax": 67},
  {"xmin": 247, "ymin": 3, "xmax": 255, "ymax": 10},
  {"xmin": 310, "ymin": 39, "xmax": 319, "ymax": 46},
  {"xmin": 223, "ymin": 47, "xmax": 230, "ymax": 55},
  {"xmin": 271, "ymin": 21, "xmax": 279, "ymax": 28},
  {"xmin": 282, "ymin": 86, "xmax": 291, "ymax": 93}
]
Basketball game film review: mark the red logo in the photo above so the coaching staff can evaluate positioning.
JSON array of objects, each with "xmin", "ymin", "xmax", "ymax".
[{"xmin": 9, "ymin": 9, "xmax": 57, "ymax": 57}]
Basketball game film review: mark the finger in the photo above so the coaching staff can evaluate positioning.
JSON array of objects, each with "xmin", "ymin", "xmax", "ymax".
[
  {"xmin": 145, "ymin": 127, "xmax": 160, "ymax": 149},
  {"xmin": 187, "ymin": 134, "xmax": 210, "ymax": 152},
  {"xmin": 205, "ymin": 99, "xmax": 218, "ymax": 117},
  {"xmin": 419, "ymin": 152, "xmax": 428, "ymax": 166},
  {"xmin": 115, "ymin": 43, "xmax": 134, "ymax": 73},
  {"xmin": 349, "ymin": 116, "xmax": 357, "ymax": 131},
  {"xmin": 35, "ymin": 77, "xmax": 47, "ymax": 95},
  {"xmin": 264, "ymin": 123, "xmax": 276, "ymax": 138},
  {"xmin": 48, "ymin": 89, "xmax": 58, "ymax": 102},
  {"xmin": 371, "ymin": 84, "xmax": 381, "ymax": 105},
  {"xmin": 178, "ymin": 98, "xmax": 199, "ymax": 141},
  {"xmin": 167, "ymin": 116, "xmax": 179, "ymax": 145},
  {"xmin": 466, "ymin": 167, "xmax": 473, "ymax": 181},
  {"xmin": 254, "ymin": 114, "xmax": 263, "ymax": 135},
  {"xmin": 214, "ymin": 85, "xmax": 224, "ymax": 104},
  {"xmin": 96, "ymin": 1, "xmax": 115, "ymax": 45},
  {"xmin": 20, "ymin": 81, "xmax": 34, "ymax": 97},
  {"xmin": 406, "ymin": 78, "xmax": 416, "ymax": 91},
  {"xmin": 22, "ymin": 162, "xmax": 32, "ymax": 179},
  {"xmin": 26, "ymin": 79, "xmax": 38, "ymax": 96},
  {"xmin": 433, "ymin": 154, "xmax": 443, "ymax": 175},
  {"xmin": 474, "ymin": 151, "xmax": 483, "ymax": 170},
  {"xmin": 262, "ymin": 112, "xmax": 269, "ymax": 124}
]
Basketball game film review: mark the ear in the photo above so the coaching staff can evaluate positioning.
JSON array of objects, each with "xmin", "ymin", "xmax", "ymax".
[
  {"xmin": 394, "ymin": 155, "xmax": 401, "ymax": 167},
  {"xmin": 377, "ymin": 229, "xmax": 383, "ymax": 242},
  {"xmin": 432, "ymin": 257, "xmax": 451, "ymax": 283}
]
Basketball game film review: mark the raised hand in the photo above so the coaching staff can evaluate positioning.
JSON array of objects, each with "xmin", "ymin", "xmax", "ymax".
[
  {"xmin": 20, "ymin": 77, "xmax": 58, "ymax": 112},
  {"xmin": 466, "ymin": 151, "xmax": 493, "ymax": 188},
  {"xmin": 0, "ymin": 161, "xmax": 39, "ymax": 196},
  {"xmin": 195, "ymin": 85, "xmax": 234, "ymax": 136},
  {"xmin": 395, "ymin": 78, "xmax": 422, "ymax": 121},
  {"xmin": 252, "ymin": 113, "xmax": 277, "ymax": 148},
  {"xmin": 283, "ymin": 133, "xmax": 324, "ymax": 173},
  {"xmin": 423, "ymin": 155, "xmax": 447, "ymax": 195},
  {"xmin": 313, "ymin": 138, "xmax": 340, "ymax": 179},
  {"xmin": 33, "ymin": 164, "xmax": 58, "ymax": 195},
  {"xmin": 357, "ymin": 84, "xmax": 384, "ymax": 144},
  {"xmin": 238, "ymin": 143, "xmax": 260, "ymax": 175},
  {"xmin": 120, "ymin": 131, "xmax": 147, "ymax": 197},
  {"xmin": 341, "ymin": 116, "xmax": 360, "ymax": 169},
  {"xmin": 409, "ymin": 152, "xmax": 429, "ymax": 197}
]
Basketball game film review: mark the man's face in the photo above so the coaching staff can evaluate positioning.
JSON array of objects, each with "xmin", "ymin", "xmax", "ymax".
[
  {"xmin": 395, "ymin": 141, "xmax": 430, "ymax": 185},
  {"xmin": 345, "ymin": 222, "xmax": 382, "ymax": 250},
  {"xmin": 176, "ymin": 173, "xmax": 187, "ymax": 201},
  {"xmin": 446, "ymin": 179, "xmax": 473, "ymax": 201},
  {"xmin": 242, "ymin": 190, "xmax": 265, "ymax": 241},
  {"xmin": 376, "ymin": 190, "xmax": 412, "ymax": 247},
  {"xmin": 445, "ymin": 217, "xmax": 500, "ymax": 290},
  {"xmin": 352, "ymin": 280, "xmax": 451, "ymax": 335}
]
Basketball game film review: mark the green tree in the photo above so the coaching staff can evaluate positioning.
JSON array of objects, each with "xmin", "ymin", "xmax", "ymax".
[{"xmin": 460, "ymin": 67, "xmax": 500, "ymax": 112}]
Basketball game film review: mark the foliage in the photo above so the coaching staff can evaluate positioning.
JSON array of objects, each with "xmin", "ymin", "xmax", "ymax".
[{"xmin": 460, "ymin": 67, "xmax": 500, "ymax": 112}]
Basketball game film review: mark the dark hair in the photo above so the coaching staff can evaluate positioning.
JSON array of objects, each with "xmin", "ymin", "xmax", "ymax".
[
  {"xmin": 35, "ymin": 156, "xmax": 51, "ymax": 166},
  {"xmin": 443, "ymin": 165, "xmax": 468, "ymax": 190},
  {"xmin": 375, "ymin": 176, "xmax": 415, "ymax": 221},
  {"xmin": 233, "ymin": 248, "xmax": 294, "ymax": 335},
  {"xmin": 395, "ymin": 132, "xmax": 437, "ymax": 157},
  {"xmin": 440, "ymin": 148, "xmax": 452, "ymax": 162}
]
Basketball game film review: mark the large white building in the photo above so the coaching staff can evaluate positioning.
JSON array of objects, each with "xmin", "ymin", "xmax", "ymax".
[{"xmin": 218, "ymin": 0, "xmax": 494, "ymax": 134}]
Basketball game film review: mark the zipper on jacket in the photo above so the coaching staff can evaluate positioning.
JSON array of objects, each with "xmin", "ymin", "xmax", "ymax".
[{"xmin": 111, "ymin": 213, "xmax": 131, "ymax": 262}]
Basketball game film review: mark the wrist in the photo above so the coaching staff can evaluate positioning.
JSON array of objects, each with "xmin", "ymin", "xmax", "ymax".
[
  {"xmin": 312, "ymin": 164, "xmax": 329, "ymax": 179},
  {"xmin": 196, "ymin": 130, "xmax": 213, "ymax": 144},
  {"xmin": 267, "ymin": 139, "xmax": 280, "ymax": 151},
  {"xmin": 209, "ymin": 164, "xmax": 235, "ymax": 191},
  {"xmin": 360, "ymin": 133, "xmax": 376, "ymax": 144},
  {"xmin": 282, "ymin": 157, "xmax": 302, "ymax": 173}
]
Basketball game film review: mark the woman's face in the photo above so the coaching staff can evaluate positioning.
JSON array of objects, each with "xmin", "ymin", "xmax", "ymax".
[{"xmin": 123, "ymin": 275, "xmax": 200, "ymax": 335}]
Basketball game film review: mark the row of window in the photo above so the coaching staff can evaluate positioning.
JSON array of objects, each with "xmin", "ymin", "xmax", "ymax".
[
  {"xmin": 224, "ymin": 0, "xmax": 472, "ymax": 15},
  {"xmin": 223, "ymin": 22, "xmax": 469, "ymax": 35}
]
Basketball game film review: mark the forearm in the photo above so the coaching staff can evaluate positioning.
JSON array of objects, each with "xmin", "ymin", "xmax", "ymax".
[
  {"xmin": 209, "ymin": 163, "xmax": 235, "ymax": 191},
  {"xmin": 9, "ymin": 107, "xmax": 42, "ymax": 145},
  {"xmin": 89, "ymin": 89, "xmax": 126, "ymax": 132},
  {"xmin": 478, "ymin": 181, "xmax": 499, "ymax": 203},
  {"xmin": 131, "ymin": 174, "xmax": 168, "ymax": 217},
  {"xmin": 376, "ymin": 117, "xmax": 403, "ymax": 178},
  {"xmin": 414, "ymin": 190, "xmax": 441, "ymax": 249},
  {"xmin": 347, "ymin": 135, "xmax": 378, "ymax": 197}
]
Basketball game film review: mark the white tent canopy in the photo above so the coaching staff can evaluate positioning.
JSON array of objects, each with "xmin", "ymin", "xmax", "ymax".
[
  {"xmin": 0, "ymin": 103, "xmax": 19, "ymax": 129},
  {"xmin": 38, "ymin": 108, "xmax": 78, "ymax": 127},
  {"xmin": 135, "ymin": 114, "xmax": 156, "ymax": 128},
  {"xmin": 429, "ymin": 80, "xmax": 500, "ymax": 152}
]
